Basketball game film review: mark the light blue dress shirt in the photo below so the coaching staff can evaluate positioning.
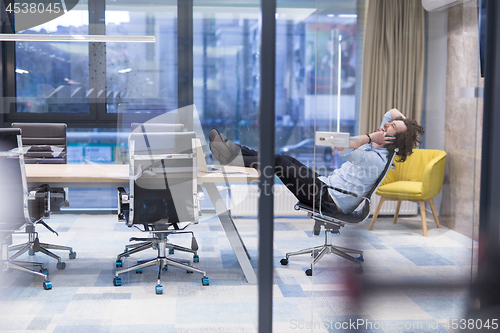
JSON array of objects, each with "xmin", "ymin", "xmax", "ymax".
[{"xmin": 318, "ymin": 111, "xmax": 393, "ymax": 213}]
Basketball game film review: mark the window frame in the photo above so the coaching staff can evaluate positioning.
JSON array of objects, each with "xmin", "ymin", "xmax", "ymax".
[{"xmin": 1, "ymin": 0, "xmax": 193, "ymax": 129}]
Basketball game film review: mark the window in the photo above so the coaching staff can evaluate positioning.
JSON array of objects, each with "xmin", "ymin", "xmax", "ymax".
[{"xmin": 15, "ymin": 8, "xmax": 90, "ymax": 114}]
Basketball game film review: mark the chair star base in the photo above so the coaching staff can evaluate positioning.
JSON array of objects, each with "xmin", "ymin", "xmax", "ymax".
[
  {"xmin": 1, "ymin": 244, "xmax": 52, "ymax": 289},
  {"xmin": 281, "ymin": 229, "xmax": 364, "ymax": 275},
  {"xmin": 113, "ymin": 233, "xmax": 208, "ymax": 292},
  {"xmin": 8, "ymin": 231, "xmax": 74, "ymax": 269}
]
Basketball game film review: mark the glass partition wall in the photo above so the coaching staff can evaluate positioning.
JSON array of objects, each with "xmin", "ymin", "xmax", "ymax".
[{"xmin": 273, "ymin": 1, "xmax": 481, "ymax": 332}]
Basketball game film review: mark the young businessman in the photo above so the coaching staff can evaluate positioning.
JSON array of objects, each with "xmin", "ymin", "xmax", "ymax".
[{"xmin": 209, "ymin": 109, "xmax": 424, "ymax": 215}]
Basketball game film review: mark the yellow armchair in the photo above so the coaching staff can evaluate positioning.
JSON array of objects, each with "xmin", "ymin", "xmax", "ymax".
[{"xmin": 368, "ymin": 149, "xmax": 446, "ymax": 236}]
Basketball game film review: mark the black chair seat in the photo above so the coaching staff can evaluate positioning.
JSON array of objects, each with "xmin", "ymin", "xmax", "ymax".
[{"xmin": 294, "ymin": 200, "xmax": 370, "ymax": 224}]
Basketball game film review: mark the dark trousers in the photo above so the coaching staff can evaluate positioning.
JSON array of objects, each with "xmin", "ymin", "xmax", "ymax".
[{"xmin": 240, "ymin": 146, "xmax": 336, "ymax": 209}]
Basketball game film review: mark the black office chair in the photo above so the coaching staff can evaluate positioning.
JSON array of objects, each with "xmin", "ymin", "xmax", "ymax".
[
  {"xmin": 0, "ymin": 128, "xmax": 52, "ymax": 290},
  {"xmin": 115, "ymin": 131, "xmax": 208, "ymax": 294},
  {"xmin": 280, "ymin": 149, "xmax": 397, "ymax": 275},
  {"xmin": 121, "ymin": 123, "xmax": 200, "ymax": 259},
  {"xmin": 9, "ymin": 123, "xmax": 75, "ymax": 270},
  {"xmin": 11, "ymin": 123, "xmax": 67, "ymax": 164}
]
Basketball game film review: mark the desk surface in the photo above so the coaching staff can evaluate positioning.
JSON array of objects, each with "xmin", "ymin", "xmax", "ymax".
[{"xmin": 25, "ymin": 164, "xmax": 259, "ymax": 186}]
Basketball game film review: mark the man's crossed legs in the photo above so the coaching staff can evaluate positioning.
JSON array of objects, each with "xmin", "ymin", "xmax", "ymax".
[{"xmin": 209, "ymin": 129, "xmax": 339, "ymax": 214}]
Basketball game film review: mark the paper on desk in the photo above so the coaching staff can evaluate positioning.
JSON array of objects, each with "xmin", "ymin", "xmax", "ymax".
[
  {"xmin": 16, "ymin": 145, "xmax": 65, "ymax": 158},
  {"xmin": 218, "ymin": 167, "xmax": 249, "ymax": 175}
]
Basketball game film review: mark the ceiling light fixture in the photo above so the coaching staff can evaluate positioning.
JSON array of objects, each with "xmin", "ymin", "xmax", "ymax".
[{"xmin": 0, "ymin": 34, "xmax": 155, "ymax": 43}]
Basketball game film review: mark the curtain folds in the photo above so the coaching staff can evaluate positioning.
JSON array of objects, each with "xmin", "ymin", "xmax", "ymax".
[{"xmin": 360, "ymin": 0, "xmax": 426, "ymax": 134}]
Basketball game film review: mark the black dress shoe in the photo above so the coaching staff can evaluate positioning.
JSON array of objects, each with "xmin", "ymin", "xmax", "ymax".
[{"xmin": 209, "ymin": 128, "xmax": 241, "ymax": 165}]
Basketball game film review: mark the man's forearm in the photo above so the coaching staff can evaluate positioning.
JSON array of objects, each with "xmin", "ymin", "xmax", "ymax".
[
  {"xmin": 389, "ymin": 108, "xmax": 406, "ymax": 120},
  {"xmin": 336, "ymin": 134, "xmax": 371, "ymax": 151}
]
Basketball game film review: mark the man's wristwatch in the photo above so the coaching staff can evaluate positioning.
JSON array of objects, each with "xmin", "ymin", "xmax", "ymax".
[{"xmin": 366, "ymin": 134, "xmax": 372, "ymax": 144}]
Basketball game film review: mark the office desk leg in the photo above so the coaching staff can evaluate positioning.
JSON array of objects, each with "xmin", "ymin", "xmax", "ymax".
[{"xmin": 204, "ymin": 183, "xmax": 258, "ymax": 284}]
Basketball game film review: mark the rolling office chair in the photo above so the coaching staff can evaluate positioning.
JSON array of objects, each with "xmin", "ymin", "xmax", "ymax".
[
  {"xmin": 0, "ymin": 128, "xmax": 52, "ymax": 290},
  {"xmin": 9, "ymin": 123, "xmax": 75, "ymax": 269},
  {"xmin": 115, "ymin": 131, "xmax": 208, "ymax": 294},
  {"xmin": 281, "ymin": 149, "xmax": 397, "ymax": 275},
  {"xmin": 120, "ymin": 123, "xmax": 200, "ymax": 259},
  {"xmin": 11, "ymin": 123, "xmax": 67, "ymax": 164}
]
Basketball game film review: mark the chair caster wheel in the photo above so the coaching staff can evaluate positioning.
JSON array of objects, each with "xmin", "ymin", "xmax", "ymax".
[
  {"xmin": 355, "ymin": 267, "xmax": 363, "ymax": 274},
  {"xmin": 162, "ymin": 265, "xmax": 168, "ymax": 271},
  {"xmin": 69, "ymin": 251, "xmax": 77, "ymax": 260},
  {"xmin": 28, "ymin": 250, "xmax": 35, "ymax": 256},
  {"xmin": 113, "ymin": 277, "xmax": 122, "ymax": 286},
  {"xmin": 187, "ymin": 270, "xmax": 193, "ymax": 274},
  {"xmin": 202, "ymin": 277, "xmax": 209, "ymax": 286},
  {"xmin": 156, "ymin": 285, "xmax": 163, "ymax": 294},
  {"xmin": 40, "ymin": 268, "xmax": 49, "ymax": 276},
  {"xmin": 193, "ymin": 254, "xmax": 199, "ymax": 263},
  {"xmin": 43, "ymin": 281, "xmax": 52, "ymax": 290},
  {"xmin": 116, "ymin": 260, "xmax": 122, "ymax": 267},
  {"xmin": 280, "ymin": 258, "xmax": 288, "ymax": 266},
  {"xmin": 56, "ymin": 262, "xmax": 66, "ymax": 270},
  {"xmin": 135, "ymin": 269, "xmax": 142, "ymax": 274},
  {"xmin": 168, "ymin": 249, "xmax": 175, "ymax": 254},
  {"xmin": 305, "ymin": 268, "xmax": 313, "ymax": 276},
  {"xmin": 356, "ymin": 255, "xmax": 364, "ymax": 262}
]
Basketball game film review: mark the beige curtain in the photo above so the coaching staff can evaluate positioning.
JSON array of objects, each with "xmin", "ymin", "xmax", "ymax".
[{"xmin": 360, "ymin": 0, "xmax": 426, "ymax": 134}]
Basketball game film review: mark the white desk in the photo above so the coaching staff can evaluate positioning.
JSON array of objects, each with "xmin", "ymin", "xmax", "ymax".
[{"xmin": 26, "ymin": 163, "xmax": 260, "ymax": 284}]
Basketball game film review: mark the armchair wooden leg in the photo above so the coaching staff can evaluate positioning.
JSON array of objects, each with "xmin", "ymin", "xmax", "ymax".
[
  {"xmin": 393, "ymin": 200, "xmax": 401, "ymax": 224},
  {"xmin": 428, "ymin": 198, "xmax": 441, "ymax": 228},
  {"xmin": 419, "ymin": 200, "xmax": 427, "ymax": 237},
  {"xmin": 369, "ymin": 197, "xmax": 386, "ymax": 230}
]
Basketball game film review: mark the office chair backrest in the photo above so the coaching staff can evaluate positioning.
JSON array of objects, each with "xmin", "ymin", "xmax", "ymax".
[
  {"xmin": 131, "ymin": 123, "xmax": 184, "ymax": 133},
  {"xmin": 344, "ymin": 149, "xmax": 398, "ymax": 222},
  {"xmin": 0, "ymin": 128, "xmax": 28, "ymax": 233},
  {"xmin": 365, "ymin": 149, "xmax": 398, "ymax": 200},
  {"xmin": 11, "ymin": 123, "xmax": 67, "ymax": 164},
  {"xmin": 300, "ymin": 148, "xmax": 399, "ymax": 224},
  {"xmin": 129, "ymin": 131, "xmax": 197, "ymax": 226}
]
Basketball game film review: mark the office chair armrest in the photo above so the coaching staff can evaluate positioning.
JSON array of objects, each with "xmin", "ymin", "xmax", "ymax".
[
  {"xmin": 27, "ymin": 184, "xmax": 50, "ymax": 219},
  {"xmin": 27, "ymin": 184, "xmax": 49, "ymax": 200},
  {"xmin": 117, "ymin": 187, "xmax": 130, "ymax": 223},
  {"xmin": 117, "ymin": 187, "xmax": 129, "ymax": 204},
  {"xmin": 320, "ymin": 184, "xmax": 358, "ymax": 198},
  {"xmin": 197, "ymin": 185, "xmax": 205, "ymax": 201},
  {"xmin": 318, "ymin": 184, "xmax": 371, "ymax": 218}
]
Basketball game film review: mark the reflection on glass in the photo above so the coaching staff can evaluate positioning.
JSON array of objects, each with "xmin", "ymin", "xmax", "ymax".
[
  {"xmin": 105, "ymin": 1, "xmax": 178, "ymax": 114},
  {"xmin": 67, "ymin": 128, "xmax": 126, "ymax": 164},
  {"xmin": 15, "ymin": 9, "xmax": 90, "ymax": 114}
]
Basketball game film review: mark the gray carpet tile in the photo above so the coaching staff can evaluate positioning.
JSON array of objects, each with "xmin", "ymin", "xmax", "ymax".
[{"xmin": 0, "ymin": 214, "xmax": 476, "ymax": 332}]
